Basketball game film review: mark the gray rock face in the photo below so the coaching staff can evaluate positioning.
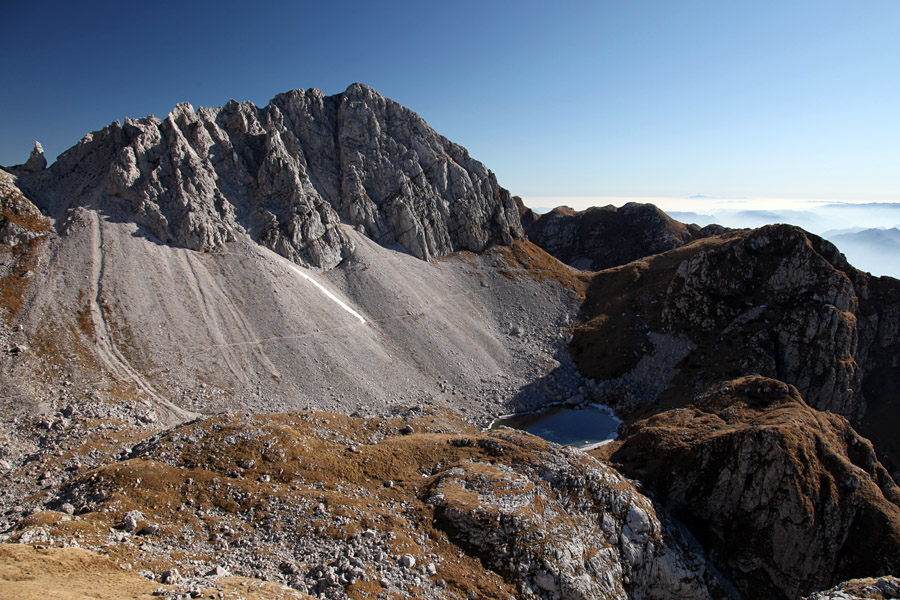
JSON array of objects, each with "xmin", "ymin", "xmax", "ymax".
[
  {"xmin": 12, "ymin": 83, "xmax": 522, "ymax": 269},
  {"xmin": 428, "ymin": 443, "xmax": 721, "ymax": 600},
  {"xmin": 662, "ymin": 225, "xmax": 863, "ymax": 415},
  {"xmin": 0, "ymin": 170, "xmax": 52, "ymax": 247},
  {"xmin": 20, "ymin": 141, "xmax": 47, "ymax": 172}
]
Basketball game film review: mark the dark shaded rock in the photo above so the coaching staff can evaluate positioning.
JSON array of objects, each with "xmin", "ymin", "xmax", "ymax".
[
  {"xmin": 572, "ymin": 225, "xmax": 900, "ymax": 472},
  {"xmin": 513, "ymin": 195, "xmax": 537, "ymax": 229},
  {"xmin": 607, "ymin": 375, "xmax": 900, "ymax": 600},
  {"xmin": 522, "ymin": 203, "xmax": 718, "ymax": 271}
]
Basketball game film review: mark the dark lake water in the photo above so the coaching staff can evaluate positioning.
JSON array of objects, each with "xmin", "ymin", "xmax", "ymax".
[{"xmin": 490, "ymin": 404, "xmax": 620, "ymax": 449}]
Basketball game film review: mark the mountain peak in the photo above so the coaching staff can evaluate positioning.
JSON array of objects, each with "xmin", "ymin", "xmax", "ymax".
[{"xmin": 11, "ymin": 85, "xmax": 521, "ymax": 269}]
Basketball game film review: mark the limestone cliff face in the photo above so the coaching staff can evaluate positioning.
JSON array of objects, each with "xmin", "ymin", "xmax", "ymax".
[
  {"xmin": 607, "ymin": 375, "xmax": 900, "ymax": 600},
  {"xmin": 10, "ymin": 84, "xmax": 522, "ymax": 269},
  {"xmin": 522, "ymin": 203, "xmax": 723, "ymax": 272},
  {"xmin": 426, "ymin": 436, "xmax": 720, "ymax": 600}
]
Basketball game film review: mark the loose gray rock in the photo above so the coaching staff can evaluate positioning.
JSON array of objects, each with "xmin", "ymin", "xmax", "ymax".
[
  {"xmin": 121, "ymin": 510, "xmax": 146, "ymax": 532},
  {"xmin": 161, "ymin": 568, "xmax": 182, "ymax": 584}
]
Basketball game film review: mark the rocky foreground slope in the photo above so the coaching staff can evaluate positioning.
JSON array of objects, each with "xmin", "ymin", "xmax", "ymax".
[{"xmin": 4, "ymin": 408, "xmax": 728, "ymax": 600}]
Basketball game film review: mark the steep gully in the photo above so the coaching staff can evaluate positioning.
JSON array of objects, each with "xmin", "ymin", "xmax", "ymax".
[{"xmin": 87, "ymin": 209, "xmax": 196, "ymax": 423}]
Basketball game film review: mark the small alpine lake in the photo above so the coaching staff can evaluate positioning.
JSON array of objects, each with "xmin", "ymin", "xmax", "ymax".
[{"xmin": 490, "ymin": 404, "xmax": 620, "ymax": 449}]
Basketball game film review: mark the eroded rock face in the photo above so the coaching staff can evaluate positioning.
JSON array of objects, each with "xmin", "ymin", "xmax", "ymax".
[
  {"xmin": 572, "ymin": 225, "xmax": 900, "ymax": 432},
  {"xmin": 523, "ymin": 203, "xmax": 721, "ymax": 271},
  {"xmin": 0, "ymin": 171, "xmax": 52, "ymax": 246},
  {"xmin": 19, "ymin": 141, "xmax": 47, "ymax": 173},
  {"xmin": 804, "ymin": 576, "xmax": 900, "ymax": 600},
  {"xmin": 607, "ymin": 375, "xmax": 900, "ymax": 600},
  {"xmin": 11, "ymin": 84, "xmax": 522, "ymax": 269},
  {"xmin": 427, "ymin": 438, "xmax": 719, "ymax": 600}
]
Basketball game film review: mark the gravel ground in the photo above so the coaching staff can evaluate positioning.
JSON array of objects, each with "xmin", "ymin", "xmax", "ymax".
[{"xmin": 7, "ymin": 212, "xmax": 592, "ymax": 428}]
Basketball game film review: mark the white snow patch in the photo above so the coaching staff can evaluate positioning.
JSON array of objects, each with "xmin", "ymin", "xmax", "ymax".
[{"xmin": 286, "ymin": 263, "xmax": 366, "ymax": 324}]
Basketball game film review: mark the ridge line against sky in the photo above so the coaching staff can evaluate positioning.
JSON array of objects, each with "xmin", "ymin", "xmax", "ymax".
[{"xmin": 2, "ymin": 0, "xmax": 898, "ymax": 208}]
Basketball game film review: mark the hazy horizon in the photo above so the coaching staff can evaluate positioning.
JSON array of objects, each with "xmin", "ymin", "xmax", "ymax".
[{"xmin": 523, "ymin": 195, "xmax": 900, "ymax": 217}]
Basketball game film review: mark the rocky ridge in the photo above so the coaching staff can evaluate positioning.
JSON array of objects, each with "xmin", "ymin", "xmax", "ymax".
[
  {"xmin": 604, "ymin": 375, "xmax": 900, "ymax": 599},
  {"xmin": 10, "ymin": 83, "xmax": 522, "ymax": 269},
  {"xmin": 571, "ymin": 225, "xmax": 900, "ymax": 468},
  {"xmin": 568, "ymin": 224, "xmax": 900, "ymax": 599},
  {"xmin": 521, "ymin": 203, "xmax": 726, "ymax": 272}
]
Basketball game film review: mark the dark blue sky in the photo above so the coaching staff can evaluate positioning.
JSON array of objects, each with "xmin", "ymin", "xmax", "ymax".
[{"xmin": 2, "ymin": 0, "xmax": 898, "ymax": 206}]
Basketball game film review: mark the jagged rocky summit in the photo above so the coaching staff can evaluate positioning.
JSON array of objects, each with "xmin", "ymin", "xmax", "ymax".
[{"xmin": 9, "ymin": 83, "xmax": 522, "ymax": 269}]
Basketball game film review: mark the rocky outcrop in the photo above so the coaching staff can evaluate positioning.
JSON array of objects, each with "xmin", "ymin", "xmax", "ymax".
[
  {"xmin": 0, "ymin": 171, "xmax": 51, "ymax": 246},
  {"xmin": 16, "ymin": 141, "xmax": 47, "ymax": 173},
  {"xmin": 427, "ymin": 437, "xmax": 720, "ymax": 600},
  {"xmin": 571, "ymin": 225, "xmax": 900, "ymax": 456},
  {"xmin": 514, "ymin": 195, "xmax": 538, "ymax": 229},
  {"xmin": 522, "ymin": 203, "xmax": 722, "ymax": 271},
  {"xmin": 805, "ymin": 576, "xmax": 900, "ymax": 599},
  {"xmin": 607, "ymin": 375, "xmax": 900, "ymax": 600},
  {"xmin": 9, "ymin": 84, "xmax": 522, "ymax": 269}
]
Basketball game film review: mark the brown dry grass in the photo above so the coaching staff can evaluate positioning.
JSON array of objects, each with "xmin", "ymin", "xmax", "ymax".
[
  {"xmin": 0, "ymin": 237, "xmax": 44, "ymax": 321},
  {"xmin": 13, "ymin": 410, "xmax": 548, "ymax": 599},
  {"xmin": 0, "ymin": 544, "xmax": 160, "ymax": 600},
  {"xmin": 493, "ymin": 239, "xmax": 592, "ymax": 300},
  {"xmin": 0, "ymin": 544, "xmax": 313, "ymax": 600}
]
